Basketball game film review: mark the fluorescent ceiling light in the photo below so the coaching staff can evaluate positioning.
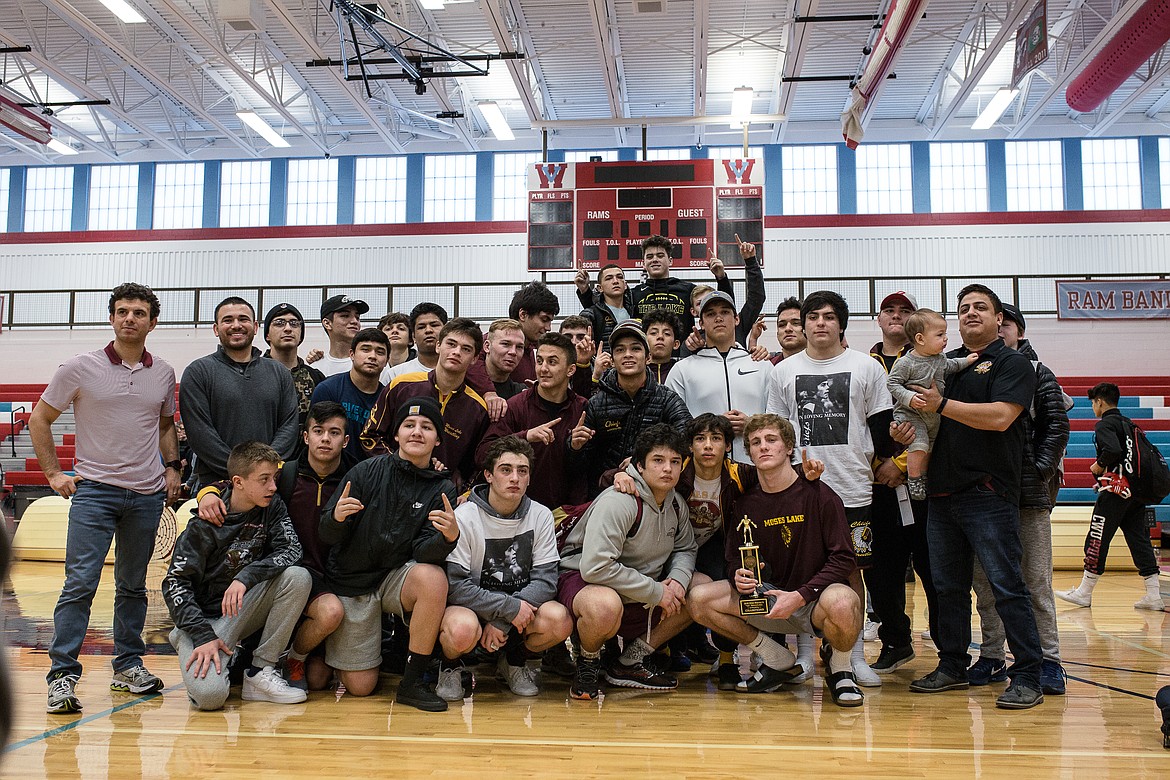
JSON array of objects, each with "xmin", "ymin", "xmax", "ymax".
[
  {"xmin": 97, "ymin": 0, "xmax": 146, "ymax": 24},
  {"xmin": 730, "ymin": 86, "xmax": 753, "ymax": 128},
  {"xmin": 47, "ymin": 138, "xmax": 79, "ymax": 156},
  {"xmin": 972, "ymin": 87, "xmax": 1019, "ymax": 130},
  {"xmin": 419, "ymin": 0, "xmax": 446, "ymax": 9},
  {"xmin": 236, "ymin": 110, "xmax": 291, "ymax": 148},
  {"xmin": 478, "ymin": 101, "xmax": 515, "ymax": 141}
]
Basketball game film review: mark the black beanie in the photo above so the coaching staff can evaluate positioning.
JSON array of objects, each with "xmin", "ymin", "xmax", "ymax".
[
  {"xmin": 263, "ymin": 303, "xmax": 306, "ymax": 346},
  {"xmin": 394, "ymin": 396, "xmax": 444, "ymax": 443}
]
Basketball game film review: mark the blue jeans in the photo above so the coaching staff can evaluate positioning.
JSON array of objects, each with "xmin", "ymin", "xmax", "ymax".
[
  {"xmin": 927, "ymin": 487, "xmax": 1042, "ymax": 687},
  {"xmin": 48, "ymin": 480, "xmax": 165, "ymax": 680}
]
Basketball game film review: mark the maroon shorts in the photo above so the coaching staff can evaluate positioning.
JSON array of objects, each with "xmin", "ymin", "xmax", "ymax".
[{"xmin": 557, "ymin": 570, "xmax": 664, "ymax": 640}]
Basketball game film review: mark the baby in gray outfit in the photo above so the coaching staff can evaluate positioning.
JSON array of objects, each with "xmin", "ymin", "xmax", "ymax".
[{"xmin": 887, "ymin": 309, "xmax": 977, "ymax": 499}]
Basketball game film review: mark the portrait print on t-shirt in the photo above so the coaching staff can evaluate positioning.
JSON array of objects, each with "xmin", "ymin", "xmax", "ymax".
[
  {"xmin": 795, "ymin": 372, "xmax": 851, "ymax": 446},
  {"xmin": 480, "ymin": 530, "xmax": 534, "ymax": 593}
]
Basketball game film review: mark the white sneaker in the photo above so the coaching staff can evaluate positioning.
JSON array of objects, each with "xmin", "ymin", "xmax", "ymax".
[
  {"xmin": 851, "ymin": 658, "xmax": 882, "ymax": 688},
  {"xmin": 497, "ymin": 656, "xmax": 540, "ymax": 697},
  {"xmin": 436, "ymin": 665, "xmax": 468, "ymax": 702},
  {"xmin": 863, "ymin": 619, "xmax": 881, "ymax": 642},
  {"xmin": 1134, "ymin": 594, "xmax": 1166, "ymax": 611},
  {"xmin": 1056, "ymin": 589, "xmax": 1092, "ymax": 608},
  {"xmin": 242, "ymin": 666, "xmax": 307, "ymax": 704},
  {"xmin": 919, "ymin": 629, "xmax": 932, "ymax": 641}
]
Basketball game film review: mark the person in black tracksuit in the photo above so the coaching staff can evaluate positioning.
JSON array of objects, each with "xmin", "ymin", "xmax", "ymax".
[{"xmin": 1057, "ymin": 382, "xmax": 1165, "ymax": 611}]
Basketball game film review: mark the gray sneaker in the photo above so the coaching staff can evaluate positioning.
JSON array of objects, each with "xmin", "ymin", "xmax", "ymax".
[
  {"xmin": 436, "ymin": 665, "xmax": 469, "ymax": 702},
  {"xmin": 111, "ymin": 665, "xmax": 164, "ymax": 694},
  {"xmin": 996, "ymin": 681, "xmax": 1044, "ymax": 710},
  {"xmin": 47, "ymin": 672, "xmax": 82, "ymax": 714},
  {"xmin": 497, "ymin": 656, "xmax": 540, "ymax": 697}
]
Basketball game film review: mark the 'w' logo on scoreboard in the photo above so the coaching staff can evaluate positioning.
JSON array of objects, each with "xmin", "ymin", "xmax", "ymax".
[
  {"xmin": 722, "ymin": 159, "xmax": 755, "ymax": 185},
  {"xmin": 534, "ymin": 163, "xmax": 569, "ymax": 189}
]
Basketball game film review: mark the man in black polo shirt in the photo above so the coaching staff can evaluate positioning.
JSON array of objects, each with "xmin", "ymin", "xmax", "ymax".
[{"xmin": 906, "ymin": 284, "xmax": 1044, "ymax": 710}]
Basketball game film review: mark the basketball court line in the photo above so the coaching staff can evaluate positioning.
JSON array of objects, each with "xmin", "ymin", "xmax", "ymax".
[
  {"xmin": 56, "ymin": 726, "xmax": 1163, "ymax": 760},
  {"xmin": 3, "ymin": 685, "xmax": 182, "ymax": 753},
  {"xmin": 1066, "ymin": 674, "xmax": 1157, "ymax": 700}
]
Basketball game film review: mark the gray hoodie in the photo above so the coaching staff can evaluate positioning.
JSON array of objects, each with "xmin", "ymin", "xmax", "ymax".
[{"xmin": 559, "ymin": 464, "xmax": 697, "ymax": 607}]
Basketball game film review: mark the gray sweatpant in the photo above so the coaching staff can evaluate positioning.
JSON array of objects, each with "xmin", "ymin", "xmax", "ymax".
[
  {"xmin": 170, "ymin": 567, "xmax": 311, "ymax": 710},
  {"xmin": 972, "ymin": 507, "xmax": 1060, "ymax": 662}
]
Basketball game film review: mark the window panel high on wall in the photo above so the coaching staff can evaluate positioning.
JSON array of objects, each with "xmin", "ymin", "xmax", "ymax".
[
  {"xmin": 856, "ymin": 144, "xmax": 912, "ymax": 214},
  {"xmin": 493, "ymin": 152, "xmax": 541, "ymax": 221},
  {"xmin": 645, "ymin": 148, "xmax": 690, "ymax": 161},
  {"xmin": 564, "ymin": 150, "xmax": 617, "ymax": 163},
  {"xmin": 1082, "ymin": 138, "xmax": 1141, "ymax": 210},
  {"xmin": 220, "ymin": 160, "xmax": 271, "ymax": 228},
  {"xmin": 154, "ymin": 163, "xmax": 204, "ymax": 230},
  {"xmin": 287, "ymin": 158, "xmax": 338, "ymax": 226},
  {"xmin": 24, "ymin": 166, "xmax": 73, "ymax": 232},
  {"xmin": 781, "ymin": 145, "xmax": 837, "ymax": 215},
  {"xmin": 1005, "ymin": 140, "xmax": 1063, "ymax": 211},
  {"xmin": 424, "ymin": 153, "xmax": 476, "ymax": 222},
  {"xmin": 354, "ymin": 156, "xmax": 407, "ymax": 224},
  {"xmin": 930, "ymin": 142, "xmax": 988, "ymax": 212},
  {"xmin": 88, "ymin": 165, "xmax": 139, "ymax": 231},
  {"xmin": 0, "ymin": 168, "xmax": 9, "ymax": 232}
]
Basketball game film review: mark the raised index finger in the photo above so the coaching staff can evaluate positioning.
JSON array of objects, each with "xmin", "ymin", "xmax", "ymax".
[
  {"xmin": 442, "ymin": 493, "xmax": 453, "ymax": 512},
  {"xmin": 546, "ymin": 417, "xmax": 563, "ymax": 428},
  {"xmin": 341, "ymin": 481, "xmax": 351, "ymax": 498},
  {"xmin": 735, "ymin": 232, "xmax": 743, "ymax": 245}
]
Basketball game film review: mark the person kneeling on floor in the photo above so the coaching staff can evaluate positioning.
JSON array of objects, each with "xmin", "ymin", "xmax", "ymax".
[
  {"xmin": 436, "ymin": 436, "xmax": 573, "ymax": 700},
  {"xmin": 164, "ymin": 441, "xmax": 311, "ymax": 710},
  {"xmin": 557, "ymin": 423, "xmax": 698, "ymax": 700},
  {"xmin": 320, "ymin": 397, "xmax": 459, "ymax": 712},
  {"xmin": 688, "ymin": 414, "xmax": 864, "ymax": 707}
]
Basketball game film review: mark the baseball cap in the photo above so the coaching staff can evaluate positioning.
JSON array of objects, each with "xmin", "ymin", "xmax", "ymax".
[
  {"xmin": 879, "ymin": 291, "xmax": 918, "ymax": 311},
  {"xmin": 1000, "ymin": 303, "xmax": 1026, "ymax": 333},
  {"xmin": 321, "ymin": 294, "xmax": 370, "ymax": 320},
  {"xmin": 262, "ymin": 303, "xmax": 306, "ymax": 345},
  {"xmin": 698, "ymin": 290, "xmax": 737, "ymax": 314},
  {"xmin": 608, "ymin": 320, "xmax": 650, "ymax": 350}
]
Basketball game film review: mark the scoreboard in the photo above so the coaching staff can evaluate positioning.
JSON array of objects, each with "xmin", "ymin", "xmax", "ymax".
[{"xmin": 527, "ymin": 158, "xmax": 764, "ymax": 272}]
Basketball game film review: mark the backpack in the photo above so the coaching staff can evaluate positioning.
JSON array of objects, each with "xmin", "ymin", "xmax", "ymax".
[
  {"xmin": 554, "ymin": 495, "xmax": 645, "ymax": 554},
  {"xmin": 1126, "ymin": 420, "xmax": 1170, "ymax": 505}
]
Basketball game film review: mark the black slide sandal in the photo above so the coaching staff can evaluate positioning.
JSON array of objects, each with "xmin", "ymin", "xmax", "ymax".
[{"xmin": 826, "ymin": 670, "xmax": 864, "ymax": 707}]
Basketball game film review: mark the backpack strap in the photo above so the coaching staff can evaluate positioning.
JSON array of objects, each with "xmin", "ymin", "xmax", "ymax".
[
  {"xmin": 277, "ymin": 459, "xmax": 299, "ymax": 505},
  {"xmin": 626, "ymin": 495, "xmax": 645, "ymax": 538}
]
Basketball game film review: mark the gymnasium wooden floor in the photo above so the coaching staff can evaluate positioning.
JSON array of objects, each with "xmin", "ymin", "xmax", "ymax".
[{"xmin": 2, "ymin": 563, "xmax": 1168, "ymax": 778}]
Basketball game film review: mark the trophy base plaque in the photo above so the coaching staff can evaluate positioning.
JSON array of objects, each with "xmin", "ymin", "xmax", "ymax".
[{"xmin": 739, "ymin": 595, "xmax": 770, "ymax": 617}]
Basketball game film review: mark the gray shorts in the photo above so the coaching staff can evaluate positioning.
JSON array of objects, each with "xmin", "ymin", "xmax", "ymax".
[
  {"xmin": 893, "ymin": 406, "xmax": 940, "ymax": 454},
  {"xmin": 744, "ymin": 598, "xmax": 822, "ymax": 638},
  {"xmin": 325, "ymin": 562, "xmax": 416, "ymax": 671}
]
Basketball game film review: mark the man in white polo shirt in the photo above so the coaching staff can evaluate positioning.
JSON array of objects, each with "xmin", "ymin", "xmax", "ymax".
[{"xmin": 31, "ymin": 283, "xmax": 182, "ymax": 714}]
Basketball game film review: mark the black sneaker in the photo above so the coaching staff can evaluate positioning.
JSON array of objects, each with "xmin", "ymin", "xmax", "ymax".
[
  {"xmin": 871, "ymin": 644, "xmax": 915, "ymax": 674},
  {"xmin": 909, "ymin": 668, "xmax": 969, "ymax": 693},
  {"xmin": 716, "ymin": 662, "xmax": 743, "ymax": 691},
  {"xmin": 1039, "ymin": 659, "xmax": 1067, "ymax": 695},
  {"xmin": 570, "ymin": 656, "xmax": 604, "ymax": 700},
  {"xmin": 967, "ymin": 657, "xmax": 1007, "ymax": 686},
  {"xmin": 687, "ymin": 638, "xmax": 720, "ymax": 665},
  {"xmin": 605, "ymin": 660, "xmax": 677, "ymax": 690},
  {"xmin": 542, "ymin": 642, "xmax": 577, "ymax": 679},
  {"xmin": 996, "ymin": 681, "xmax": 1044, "ymax": 710},
  {"xmin": 395, "ymin": 680, "xmax": 448, "ymax": 712},
  {"xmin": 735, "ymin": 663, "xmax": 803, "ymax": 693}
]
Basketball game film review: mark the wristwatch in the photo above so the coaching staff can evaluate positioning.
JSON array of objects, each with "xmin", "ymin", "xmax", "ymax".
[{"xmin": 165, "ymin": 460, "xmax": 183, "ymax": 471}]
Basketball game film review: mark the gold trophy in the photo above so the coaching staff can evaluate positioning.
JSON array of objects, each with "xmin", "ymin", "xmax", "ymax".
[{"xmin": 737, "ymin": 516, "xmax": 770, "ymax": 616}]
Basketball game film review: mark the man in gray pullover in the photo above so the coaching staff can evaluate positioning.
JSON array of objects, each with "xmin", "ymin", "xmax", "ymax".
[
  {"xmin": 180, "ymin": 297, "xmax": 300, "ymax": 486},
  {"xmin": 557, "ymin": 424, "xmax": 697, "ymax": 700},
  {"xmin": 436, "ymin": 436, "xmax": 573, "ymax": 699}
]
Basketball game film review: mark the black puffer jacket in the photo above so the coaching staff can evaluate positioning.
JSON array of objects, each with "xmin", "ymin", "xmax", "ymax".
[
  {"xmin": 580, "ymin": 299, "xmax": 636, "ymax": 352},
  {"xmin": 320, "ymin": 452, "xmax": 458, "ymax": 596},
  {"xmin": 572, "ymin": 368, "xmax": 692, "ymax": 496},
  {"xmin": 1016, "ymin": 340, "xmax": 1071, "ymax": 510}
]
